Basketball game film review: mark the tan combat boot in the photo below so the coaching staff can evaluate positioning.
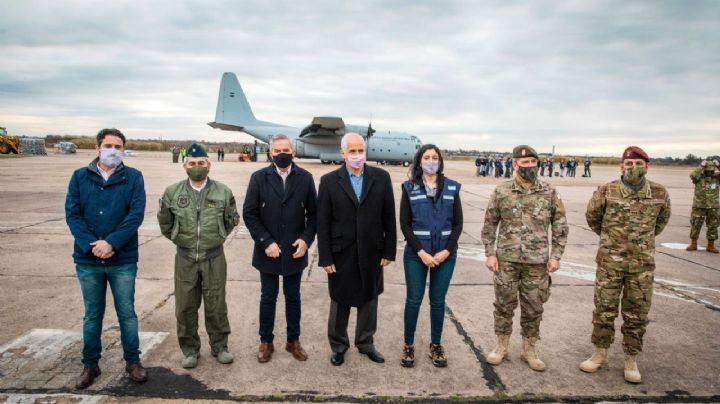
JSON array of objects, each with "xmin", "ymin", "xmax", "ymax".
[
  {"xmin": 520, "ymin": 337, "xmax": 546, "ymax": 371},
  {"xmin": 707, "ymin": 240, "xmax": 719, "ymax": 254},
  {"xmin": 579, "ymin": 347, "xmax": 608, "ymax": 373},
  {"xmin": 486, "ymin": 334, "xmax": 510, "ymax": 365},
  {"xmin": 686, "ymin": 239, "xmax": 698, "ymax": 251},
  {"xmin": 624, "ymin": 354, "xmax": 642, "ymax": 383}
]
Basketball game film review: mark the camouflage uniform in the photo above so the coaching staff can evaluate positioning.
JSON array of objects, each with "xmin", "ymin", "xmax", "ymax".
[
  {"xmin": 482, "ymin": 178, "xmax": 569, "ymax": 338},
  {"xmin": 585, "ymin": 179, "xmax": 671, "ymax": 355},
  {"xmin": 689, "ymin": 166, "xmax": 720, "ymax": 241}
]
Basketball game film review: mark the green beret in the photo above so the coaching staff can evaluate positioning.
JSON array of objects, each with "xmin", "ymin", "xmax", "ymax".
[
  {"xmin": 186, "ymin": 143, "xmax": 208, "ymax": 158},
  {"xmin": 513, "ymin": 145, "xmax": 538, "ymax": 159}
]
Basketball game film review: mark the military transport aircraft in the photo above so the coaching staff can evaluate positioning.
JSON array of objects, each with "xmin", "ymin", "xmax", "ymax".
[{"xmin": 208, "ymin": 72, "xmax": 422, "ymax": 164}]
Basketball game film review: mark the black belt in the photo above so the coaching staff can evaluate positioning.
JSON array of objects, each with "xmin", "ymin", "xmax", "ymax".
[{"xmin": 176, "ymin": 244, "xmax": 224, "ymax": 261}]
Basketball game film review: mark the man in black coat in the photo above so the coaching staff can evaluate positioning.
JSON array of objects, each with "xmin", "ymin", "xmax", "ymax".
[
  {"xmin": 317, "ymin": 132, "xmax": 397, "ymax": 366},
  {"xmin": 243, "ymin": 134, "xmax": 317, "ymax": 363}
]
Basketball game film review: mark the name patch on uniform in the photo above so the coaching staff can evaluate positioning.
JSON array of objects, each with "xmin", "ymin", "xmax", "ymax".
[
  {"xmin": 206, "ymin": 199, "xmax": 218, "ymax": 208},
  {"xmin": 178, "ymin": 195, "xmax": 190, "ymax": 208},
  {"xmin": 448, "ymin": 185, "xmax": 456, "ymax": 190},
  {"xmin": 443, "ymin": 195, "xmax": 454, "ymax": 200}
]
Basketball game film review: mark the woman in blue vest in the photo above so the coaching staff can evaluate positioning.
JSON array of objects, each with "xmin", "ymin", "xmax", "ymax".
[{"xmin": 399, "ymin": 144, "xmax": 463, "ymax": 368}]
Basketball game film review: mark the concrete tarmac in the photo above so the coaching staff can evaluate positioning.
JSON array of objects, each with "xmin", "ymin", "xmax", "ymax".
[{"xmin": 0, "ymin": 151, "xmax": 718, "ymax": 402}]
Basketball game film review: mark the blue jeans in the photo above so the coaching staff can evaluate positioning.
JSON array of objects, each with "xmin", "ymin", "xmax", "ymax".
[
  {"xmin": 76, "ymin": 263, "xmax": 141, "ymax": 368},
  {"xmin": 403, "ymin": 258, "xmax": 456, "ymax": 345},
  {"xmin": 259, "ymin": 271, "xmax": 302, "ymax": 343}
]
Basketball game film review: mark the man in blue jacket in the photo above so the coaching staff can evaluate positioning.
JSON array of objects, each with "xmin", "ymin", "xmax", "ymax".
[
  {"xmin": 243, "ymin": 134, "xmax": 317, "ymax": 363},
  {"xmin": 65, "ymin": 128, "xmax": 147, "ymax": 389}
]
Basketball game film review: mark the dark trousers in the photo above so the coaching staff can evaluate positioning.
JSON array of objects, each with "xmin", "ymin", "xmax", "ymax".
[
  {"xmin": 328, "ymin": 297, "xmax": 378, "ymax": 353},
  {"xmin": 259, "ymin": 271, "xmax": 302, "ymax": 343},
  {"xmin": 404, "ymin": 259, "xmax": 455, "ymax": 345}
]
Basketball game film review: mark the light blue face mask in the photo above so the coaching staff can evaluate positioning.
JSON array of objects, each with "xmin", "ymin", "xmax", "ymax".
[
  {"xmin": 421, "ymin": 161, "xmax": 439, "ymax": 175},
  {"xmin": 100, "ymin": 148, "xmax": 123, "ymax": 168}
]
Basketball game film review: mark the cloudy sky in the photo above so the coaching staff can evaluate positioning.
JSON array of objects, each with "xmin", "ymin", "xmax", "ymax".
[{"xmin": 1, "ymin": 0, "xmax": 718, "ymax": 157}]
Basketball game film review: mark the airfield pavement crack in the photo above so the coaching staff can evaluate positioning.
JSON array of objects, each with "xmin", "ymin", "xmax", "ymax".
[
  {"xmin": 445, "ymin": 305, "xmax": 507, "ymax": 394},
  {"xmin": 657, "ymin": 250, "xmax": 720, "ymax": 273},
  {"xmin": 0, "ymin": 217, "xmax": 65, "ymax": 234}
]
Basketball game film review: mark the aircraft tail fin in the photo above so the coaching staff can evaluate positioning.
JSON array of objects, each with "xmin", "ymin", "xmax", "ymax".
[{"xmin": 211, "ymin": 72, "xmax": 257, "ymax": 126}]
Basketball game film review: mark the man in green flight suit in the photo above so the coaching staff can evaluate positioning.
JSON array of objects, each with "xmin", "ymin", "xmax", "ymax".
[
  {"xmin": 580, "ymin": 146, "xmax": 671, "ymax": 384},
  {"xmin": 158, "ymin": 143, "xmax": 240, "ymax": 368},
  {"xmin": 686, "ymin": 158, "xmax": 720, "ymax": 253}
]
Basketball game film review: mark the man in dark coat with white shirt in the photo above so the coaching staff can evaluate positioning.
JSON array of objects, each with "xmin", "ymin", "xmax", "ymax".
[
  {"xmin": 317, "ymin": 132, "xmax": 397, "ymax": 366},
  {"xmin": 243, "ymin": 134, "xmax": 317, "ymax": 363}
]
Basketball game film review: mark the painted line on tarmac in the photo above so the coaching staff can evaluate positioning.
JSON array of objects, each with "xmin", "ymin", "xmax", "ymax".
[
  {"xmin": 452, "ymin": 244, "xmax": 720, "ymax": 312},
  {"xmin": 0, "ymin": 394, "xmax": 103, "ymax": 404}
]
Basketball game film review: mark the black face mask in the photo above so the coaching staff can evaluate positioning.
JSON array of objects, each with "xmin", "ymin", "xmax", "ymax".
[
  {"xmin": 518, "ymin": 166, "xmax": 538, "ymax": 182},
  {"xmin": 273, "ymin": 153, "xmax": 293, "ymax": 169}
]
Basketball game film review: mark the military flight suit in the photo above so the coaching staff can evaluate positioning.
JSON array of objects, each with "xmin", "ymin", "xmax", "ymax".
[
  {"xmin": 158, "ymin": 179, "xmax": 239, "ymax": 356},
  {"xmin": 689, "ymin": 165, "xmax": 720, "ymax": 241},
  {"xmin": 585, "ymin": 179, "xmax": 671, "ymax": 355},
  {"xmin": 482, "ymin": 178, "xmax": 569, "ymax": 338}
]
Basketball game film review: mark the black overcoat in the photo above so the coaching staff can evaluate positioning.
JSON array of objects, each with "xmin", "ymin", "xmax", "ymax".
[
  {"xmin": 317, "ymin": 164, "xmax": 397, "ymax": 307},
  {"xmin": 243, "ymin": 163, "xmax": 317, "ymax": 275}
]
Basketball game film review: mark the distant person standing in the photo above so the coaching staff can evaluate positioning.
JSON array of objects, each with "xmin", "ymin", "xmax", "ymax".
[
  {"xmin": 65, "ymin": 128, "xmax": 148, "ymax": 389},
  {"xmin": 584, "ymin": 157, "xmax": 592, "ymax": 177},
  {"xmin": 475, "ymin": 156, "xmax": 482, "ymax": 176},
  {"xmin": 539, "ymin": 158, "xmax": 545, "ymax": 177},
  {"xmin": 495, "ymin": 158, "xmax": 503, "ymax": 178},
  {"xmin": 217, "ymin": 147, "xmax": 222, "ymax": 162},
  {"xmin": 559, "ymin": 160, "xmax": 566, "ymax": 177},
  {"xmin": 317, "ymin": 133, "xmax": 396, "ymax": 366},
  {"xmin": 181, "ymin": 147, "xmax": 187, "ymax": 163},
  {"xmin": 504, "ymin": 157, "xmax": 512, "ymax": 178},
  {"xmin": 580, "ymin": 146, "xmax": 671, "ymax": 383},
  {"xmin": 220, "ymin": 147, "xmax": 225, "ymax": 161},
  {"xmin": 480, "ymin": 155, "xmax": 489, "ymax": 176},
  {"xmin": 547, "ymin": 159, "xmax": 554, "ymax": 178},
  {"xmin": 157, "ymin": 143, "xmax": 239, "ymax": 369},
  {"xmin": 399, "ymin": 145, "xmax": 463, "ymax": 368},
  {"xmin": 172, "ymin": 146, "xmax": 181, "ymax": 163},
  {"xmin": 243, "ymin": 134, "xmax": 318, "ymax": 363},
  {"xmin": 686, "ymin": 159, "xmax": 720, "ymax": 253},
  {"xmin": 488, "ymin": 157, "xmax": 495, "ymax": 177},
  {"xmin": 482, "ymin": 145, "xmax": 568, "ymax": 372}
]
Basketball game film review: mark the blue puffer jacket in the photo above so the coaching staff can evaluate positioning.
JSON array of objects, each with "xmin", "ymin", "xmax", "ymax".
[{"xmin": 65, "ymin": 158, "xmax": 146, "ymax": 266}]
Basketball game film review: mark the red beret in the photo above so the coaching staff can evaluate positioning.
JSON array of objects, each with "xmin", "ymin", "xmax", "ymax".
[{"xmin": 622, "ymin": 146, "xmax": 649, "ymax": 162}]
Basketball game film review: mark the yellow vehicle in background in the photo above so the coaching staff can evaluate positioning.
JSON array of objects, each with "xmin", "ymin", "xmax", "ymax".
[{"xmin": 0, "ymin": 127, "xmax": 21, "ymax": 154}]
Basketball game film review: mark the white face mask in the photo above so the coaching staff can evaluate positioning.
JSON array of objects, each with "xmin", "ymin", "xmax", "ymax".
[{"xmin": 100, "ymin": 148, "xmax": 123, "ymax": 168}]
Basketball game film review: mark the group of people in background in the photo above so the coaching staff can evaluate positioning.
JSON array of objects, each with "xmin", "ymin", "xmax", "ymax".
[
  {"xmin": 474, "ymin": 155, "xmax": 513, "ymax": 178},
  {"xmin": 64, "ymin": 128, "xmax": 717, "ymax": 391},
  {"xmin": 476, "ymin": 155, "xmax": 593, "ymax": 178}
]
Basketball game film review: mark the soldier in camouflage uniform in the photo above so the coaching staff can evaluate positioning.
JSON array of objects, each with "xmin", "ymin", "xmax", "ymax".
[
  {"xmin": 482, "ymin": 145, "xmax": 568, "ymax": 372},
  {"xmin": 579, "ymin": 146, "xmax": 671, "ymax": 384},
  {"xmin": 686, "ymin": 159, "xmax": 720, "ymax": 253},
  {"xmin": 158, "ymin": 143, "xmax": 240, "ymax": 369}
]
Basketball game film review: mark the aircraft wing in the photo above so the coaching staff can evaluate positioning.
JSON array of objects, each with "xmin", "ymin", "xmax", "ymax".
[{"xmin": 298, "ymin": 117, "xmax": 346, "ymax": 144}]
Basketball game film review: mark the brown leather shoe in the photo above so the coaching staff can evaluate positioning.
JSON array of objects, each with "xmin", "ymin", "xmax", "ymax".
[
  {"xmin": 75, "ymin": 367, "xmax": 101, "ymax": 389},
  {"xmin": 257, "ymin": 342, "xmax": 274, "ymax": 363},
  {"xmin": 125, "ymin": 362, "xmax": 148, "ymax": 382},
  {"xmin": 285, "ymin": 340, "xmax": 308, "ymax": 361}
]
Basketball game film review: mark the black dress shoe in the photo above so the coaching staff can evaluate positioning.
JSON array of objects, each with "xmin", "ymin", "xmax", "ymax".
[
  {"xmin": 330, "ymin": 351, "xmax": 345, "ymax": 366},
  {"xmin": 360, "ymin": 349, "xmax": 385, "ymax": 363}
]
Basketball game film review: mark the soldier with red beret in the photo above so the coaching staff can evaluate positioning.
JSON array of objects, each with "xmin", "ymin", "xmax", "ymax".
[{"xmin": 580, "ymin": 146, "xmax": 671, "ymax": 383}]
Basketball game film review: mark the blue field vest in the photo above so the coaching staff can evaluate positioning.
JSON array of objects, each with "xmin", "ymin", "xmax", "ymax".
[{"xmin": 403, "ymin": 178, "xmax": 461, "ymax": 261}]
